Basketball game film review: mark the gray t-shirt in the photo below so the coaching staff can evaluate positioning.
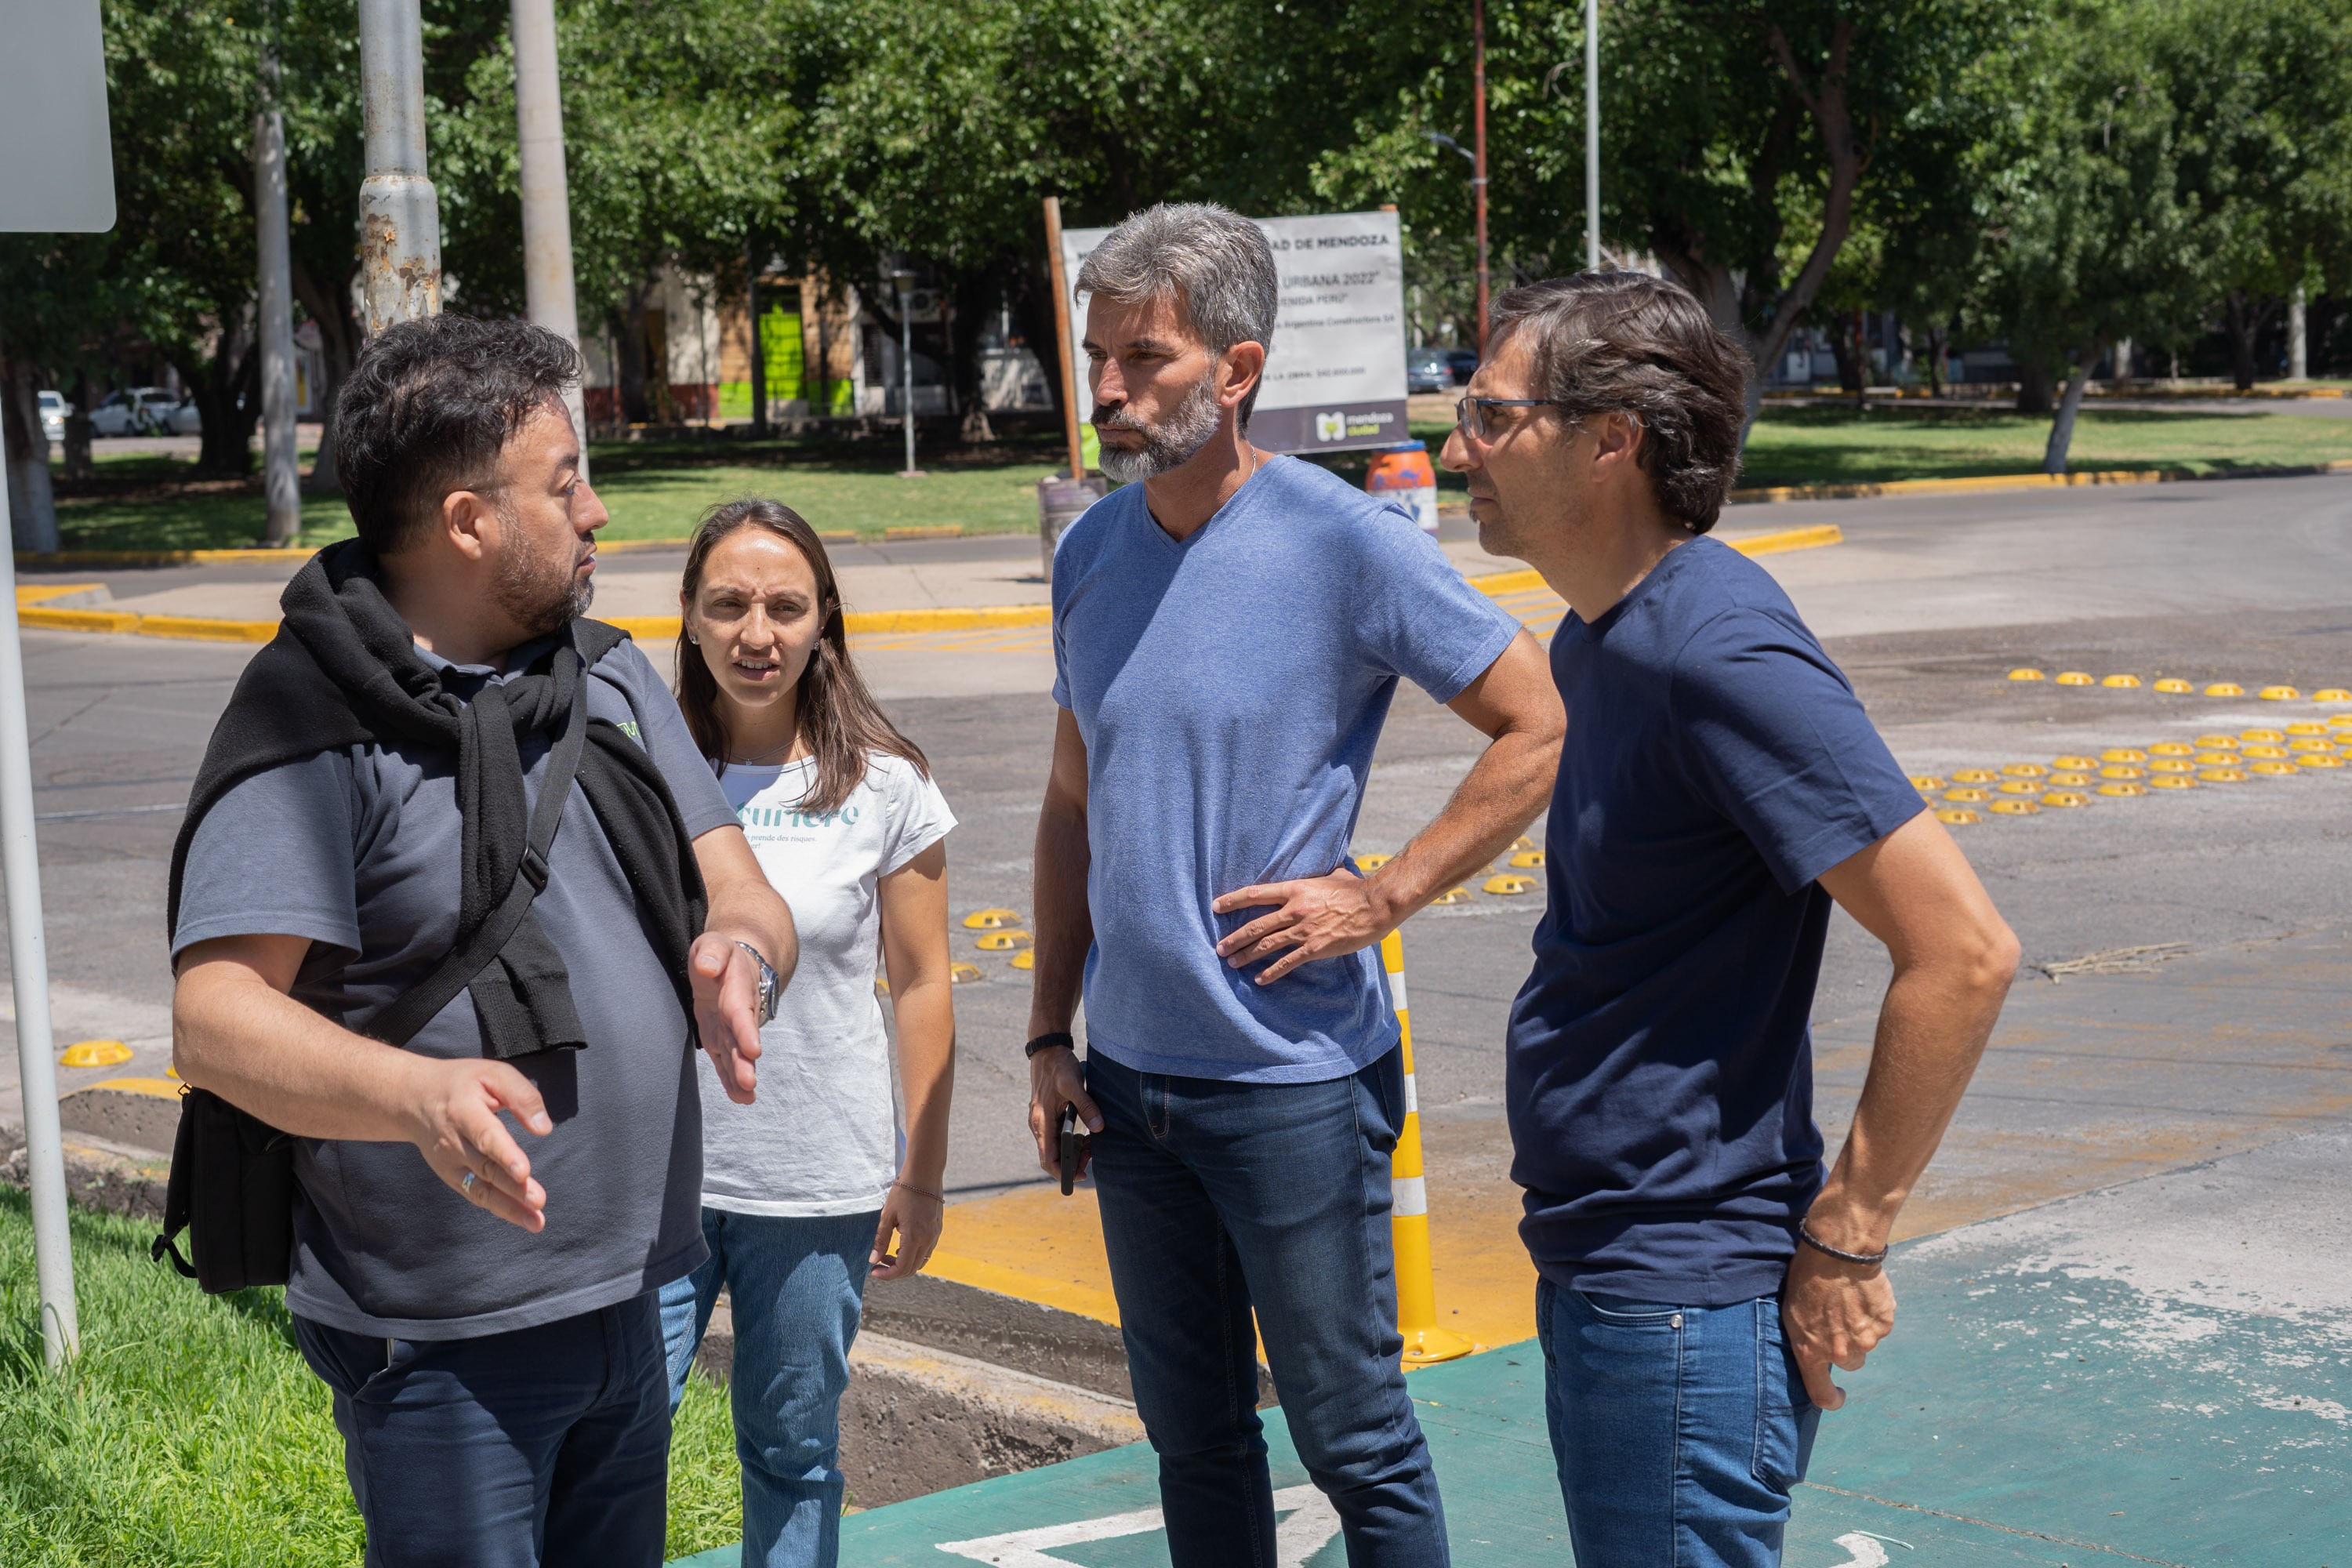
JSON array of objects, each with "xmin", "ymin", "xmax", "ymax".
[{"xmin": 172, "ymin": 634, "xmax": 737, "ymax": 1339}]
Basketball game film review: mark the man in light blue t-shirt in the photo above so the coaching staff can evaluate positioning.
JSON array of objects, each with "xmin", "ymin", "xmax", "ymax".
[{"xmin": 1023, "ymin": 203, "xmax": 1563, "ymax": 1566}]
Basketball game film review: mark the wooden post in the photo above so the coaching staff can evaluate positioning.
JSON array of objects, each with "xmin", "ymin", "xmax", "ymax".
[{"xmin": 1043, "ymin": 195, "xmax": 1086, "ymax": 478}]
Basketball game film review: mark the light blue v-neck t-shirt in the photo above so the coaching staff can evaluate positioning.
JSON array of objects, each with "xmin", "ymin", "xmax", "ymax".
[{"xmin": 1051, "ymin": 454, "xmax": 1521, "ymax": 1083}]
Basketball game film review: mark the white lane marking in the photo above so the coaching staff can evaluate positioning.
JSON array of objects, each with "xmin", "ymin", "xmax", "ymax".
[
  {"xmin": 1392, "ymin": 1175, "xmax": 1428, "ymax": 1216},
  {"xmin": 937, "ymin": 1485, "xmax": 1338, "ymax": 1566}
]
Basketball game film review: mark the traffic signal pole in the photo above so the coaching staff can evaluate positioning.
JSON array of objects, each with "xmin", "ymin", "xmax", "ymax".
[
  {"xmin": 510, "ymin": 0, "xmax": 588, "ymax": 473},
  {"xmin": 357, "ymin": 0, "xmax": 441, "ymax": 336}
]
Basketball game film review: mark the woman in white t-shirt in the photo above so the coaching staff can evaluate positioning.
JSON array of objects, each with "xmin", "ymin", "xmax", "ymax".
[{"xmin": 657, "ymin": 499, "xmax": 956, "ymax": 1566}]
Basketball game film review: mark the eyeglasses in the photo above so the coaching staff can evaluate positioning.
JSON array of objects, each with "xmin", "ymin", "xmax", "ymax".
[{"xmin": 1453, "ymin": 396, "xmax": 1577, "ymax": 444}]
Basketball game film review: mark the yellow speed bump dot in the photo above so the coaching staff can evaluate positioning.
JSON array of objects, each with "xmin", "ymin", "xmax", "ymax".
[
  {"xmin": 2150, "ymin": 774, "xmax": 2197, "ymax": 790},
  {"xmin": 2039, "ymin": 791, "xmax": 2088, "ymax": 808},
  {"xmin": 2148, "ymin": 742, "xmax": 2195, "ymax": 757},
  {"xmin": 2332, "ymin": 714, "xmax": 2352, "ymax": 728},
  {"xmin": 2049, "ymin": 771, "xmax": 2093, "ymax": 787},
  {"xmin": 1951, "ymin": 768, "xmax": 1997, "ymax": 784},
  {"xmin": 1944, "ymin": 787, "xmax": 1990, "ymax": 803},
  {"xmin": 1510, "ymin": 835, "xmax": 1536, "ymax": 851},
  {"xmin": 1936, "ymin": 808, "xmax": 1981, "ymax": 826},
  {"xmin": 2241, "ymin": 744, "xmax": 2288, "ymax": 760},
  {"xmin": 2296, "ymin": 753, "xmax": 2344, "ymax": 769},
  {"xmin": 2205, "ymin": 682, "xmax": 2245, "ymax": 697},
  {"xmin": 58, "ymin": 1039, "xmax": 132, "ymax": 1069},
  {"xmin": 2193, "ymin": 750, "xmax": 2240, "ymax": 765},
  {"xmin": 1483, "ymin": 873, "xmax": 1539, "ymax": 895},
  {"xmin": 2147, "ymin": 759, "xmax": 2196, "ymax": 775},
  {"xmin": 2288, "ymin": 737, "xmax": 2335, "ymax": 752},
  {"xmin": 2259, "ymin": 685, "xmax": 2301, "ymax": 701},
  {"xmin": 1996, "ymin": 780, "xmax": 2042, "ymax": 795},
  {"xmin": 2241, "ymin": 728, "xmax": 2284, "ymax": 744},
  {"xmin": 2195, "ymin": 733, "xmax": 2239, "ymax": 748},
  {"xmin": 2250, "ymin": 760, "xmax": 2301, "ymax": 776},
  {"xmin": 949, "ymin": 962, "xmax": 985, "ymax": 985},
  {"xmin": 2314, "ymin": 688, "xmax": 2352, "ymax": 702},
  {"xmin": 2100, "ymin": 749, "xmax": 2147, "ymax": 764},
  {"xmin": 975, "ymin": 931, "xmax": 1032, "ymax": 951},
  {"xmin": 1354, "ymin": 853, "xmax": 1393, "ymax": 871},
  {"xmin": 2198, "ymin": 768, "xmax": 2250, "ymax": 783},
  {"xmin": 961, "ymin": 908, "xmax": 1021, "ymax": 930},
  {"xmin": 2054, "ymin": 672, "xmax": 2095, "ymax": 687},
  {"xmin": 2007, "ymin": 667, "xmax": 2046, "ymax": 681},
  {"xmin": 2102, "ymin": 673, "xmax": 2142, "ymax": 688},
  {"xmin": 2153, "ymin": 678, "xmax": 2194, "ymax": 694},
  {"xmin": 1010, "ymin": 949, "xmax": 1035, "ymax": 970},
  {"xmin": 2053, "ymin": 754, "xmax": 2099, "ymax": 770},
  {"xmin": 2287, "ymin": 722, "xmax": 2328, "ymax": 735},
  {"xmin": 1429, "ymin": 886, "xmax": 1474, "ymax": 906},
  {"xmin": 1910, "ymin": 775, "xmax": 1946, "ymax": 792},
  {"xmin": 1508, "ymin": 850, "xmax": 1546, "ymax": 869},
  {"xmin": 2000, "ymin": 763, "xmax": 2049, "ymax": 777},
  {"xmin": 2099, "ymin": 765, "xmax": 2146, "ymax": 780},
  {"xmin": 2097, "ymin": 782, "xmax": 2147, "ymax": 797},
  {"xmin": 1989, "ymin": 800, "xmax": 2040, "ymax": 816}
]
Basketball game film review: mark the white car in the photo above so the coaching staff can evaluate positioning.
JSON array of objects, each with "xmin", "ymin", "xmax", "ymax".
[
  {"xmin": 88, "ymin": 387, "xmax": 179, "ymax": 437},
  {"xmin": 38, "ymin": 390, "xmax": 68, "ymax": 444}
]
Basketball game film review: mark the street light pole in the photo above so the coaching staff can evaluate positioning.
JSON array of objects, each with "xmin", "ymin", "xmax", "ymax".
[
  {"xmin": 1584, "ymin": 0, "xmax": 1600, "ymax": 272},
  {"xmin": 357, "ymin": 0, "xmax": 440, "ymax": 336},
  {"xmin": 894, "ymin": 268, "xmax": 920, "ymax": 477},
  {"xmin": 510, "ymin": 0, "xmax": 586, "ymax": 474},
  {"xmin": 254, "ymin": 37, "xmax": 302, "ymax": 546},
  {"xmin": 1472, "ymin": 0, "xmax": 1490, "ymax": 355}
]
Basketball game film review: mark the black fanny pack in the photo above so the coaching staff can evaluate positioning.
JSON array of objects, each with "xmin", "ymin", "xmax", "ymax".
[{"xmin": 151, "ymin": 691, "xmax": 589, "ymax": 1294}]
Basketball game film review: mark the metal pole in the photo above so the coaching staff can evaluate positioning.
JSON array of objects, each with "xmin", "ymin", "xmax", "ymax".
[
  {"xmin": 1042, "ymin": 197, "xmax": 1085, "ymax": 478},
  {"xmin": 256, "ymin": 42, "xmax": 302, "ymax": 548},
  {"xmin": 748, "ymin": 236, "xmax": 767, "ymax": 436},
  {"xmin": 1472, "ymin": 0, "xmax": 1490, "ymax": 355},
  {"xmin": 510, "ymin": 0, "xmax": 586, "ymax": 473},
  {"xmin": 2289, "ymin": 284, "xmax": 2308, "ymax": 381},
  {"xmin": 893, "ymin": 269, "xmax": 920, "ymax": 475},
  {"xmin": 357, "ymin": 0, "xmax": 440, "ymax": 337},
  {"xmin": 0, "ymin": 332, "xmax": 76, "ymax": 1369},
  {"xmin": 1584, "ymin": 0, "xmax": 1600, "ymax": 272}
]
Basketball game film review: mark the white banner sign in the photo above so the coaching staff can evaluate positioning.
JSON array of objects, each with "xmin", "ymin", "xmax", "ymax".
[{"xmin": 1062, "ymin": 209, "xmax": 1409, "ymax": 456}]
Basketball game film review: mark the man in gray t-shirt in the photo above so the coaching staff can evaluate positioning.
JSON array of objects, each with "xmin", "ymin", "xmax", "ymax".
[{"xmin": 170, "ymin": 316, "xmax": 796, "ymax": 1568}]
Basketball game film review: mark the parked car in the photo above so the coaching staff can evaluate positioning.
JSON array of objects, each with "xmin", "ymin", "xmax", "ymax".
[
  {"xmin": 162, "ymin": 397, "xmax": 203, "ymax": 435},
  {"xmin": 1407, "ymin": 347, "xmax": 1453, "ymax": 394},
  {"xmin": 38, "ymin": 390, "xmax": 69, "ymax": 445},
  {"xmin": 1444, "ymin": 349, "xmax": 1479, "ymax": 387},
  {"xmin": 88, "ymin": 387, "xmax": 178, "ymax": 437}
]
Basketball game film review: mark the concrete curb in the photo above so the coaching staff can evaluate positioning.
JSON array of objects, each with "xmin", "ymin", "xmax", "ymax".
[{"xmin": 1726, "ymin": 456, "xmax": 2352, "ymax": 506}]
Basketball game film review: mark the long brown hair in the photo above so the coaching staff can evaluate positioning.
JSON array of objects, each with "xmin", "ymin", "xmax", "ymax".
[{"xmin": 675, "ymin": 499, "xmax": 930, "ymax": 812}]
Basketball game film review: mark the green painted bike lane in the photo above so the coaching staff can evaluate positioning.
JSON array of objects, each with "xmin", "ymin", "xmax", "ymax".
[{"xmin": 677, "ymin": 1131, "xmax": 2350, "ymax": 1566}]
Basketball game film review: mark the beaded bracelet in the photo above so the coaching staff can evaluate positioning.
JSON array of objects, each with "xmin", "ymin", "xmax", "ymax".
[
  {"xmin": 1797, "ymin": 1218, "xmax": 1889, "ymax": 1267},
  {"xmin": 893, "ymin": 1180, "xmax": 944, "ymax": 1204}
]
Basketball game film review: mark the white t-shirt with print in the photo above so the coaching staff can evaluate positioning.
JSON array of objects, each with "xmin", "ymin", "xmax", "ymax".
[{"xmin": 697, "ymin": 752, "xmax": 956, "ymax": 1217}]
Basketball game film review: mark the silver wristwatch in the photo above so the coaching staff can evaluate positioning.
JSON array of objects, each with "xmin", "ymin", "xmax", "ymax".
[{"xmin": 734, "ymin": 941, "xmax": 782, "ymax": 1025}]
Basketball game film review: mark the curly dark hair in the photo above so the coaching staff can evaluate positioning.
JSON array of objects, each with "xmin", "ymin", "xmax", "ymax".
[
  {"xmin": 335, "ymin": 314, "xmax": 582, "ymax": 555},
  {"xmin": 1487, "ymin": 273, "xmax": 1748, "ymax": 532}
]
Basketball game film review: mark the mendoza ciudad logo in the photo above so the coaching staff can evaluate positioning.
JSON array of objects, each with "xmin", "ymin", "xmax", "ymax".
[{"xmin": 1316, "ymin": 411, "xmax": 1347, "ymax": 441}]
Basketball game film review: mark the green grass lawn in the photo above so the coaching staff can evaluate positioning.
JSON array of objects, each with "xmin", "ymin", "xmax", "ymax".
[
  {"xmin": 37, "ymin": 405, "xmax": 2352, "ymax": 554},
  {"xmin": 0, "ymin": 1189, "xmax": 743, "ymax": 1563}
]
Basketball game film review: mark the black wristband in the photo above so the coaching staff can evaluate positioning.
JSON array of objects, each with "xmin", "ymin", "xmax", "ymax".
[
  {"xmin": 1024, "ymin": 1030, "xmax": 1076, "ymax": 1059},
  {"xmin": 1796, "ymin": 1218, "xmax": 1889, "ymax": 1267}
]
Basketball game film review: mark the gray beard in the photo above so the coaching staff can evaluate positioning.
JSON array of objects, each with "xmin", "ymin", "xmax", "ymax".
[{"xmin": 1094, "ymin": 373, "xmax": 1224, "ymax": 483}]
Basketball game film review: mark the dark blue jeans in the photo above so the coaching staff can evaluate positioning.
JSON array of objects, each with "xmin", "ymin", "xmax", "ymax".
[
  {"xmin": 1085, "ymin": 1047, "xmax": 1448, "ymax": 1568},
  {"xmin": 293, "ymin": 1294, "xmax": 671, "ymax": 1568},
  {"xmin": 1537, "ymin": 1278, "xmax": 1821, "ymax": 1567}
]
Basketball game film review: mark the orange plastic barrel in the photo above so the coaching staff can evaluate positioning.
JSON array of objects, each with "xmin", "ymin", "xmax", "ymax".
[{"xmin": 1366, "ymin": 441, "xmax": 1439, "ymax": 532}]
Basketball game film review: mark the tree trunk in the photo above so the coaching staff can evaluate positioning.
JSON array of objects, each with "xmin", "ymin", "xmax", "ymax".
[
  {"xmin": 615, "ymin": 282, "xmax": 654, "ymax": 425},
  {"xmin": 1924, "ymin": 323, "xmax": 1947, "ymax": 397},
  {"xmin": 2043, "ymin": 344, "xmax": 2096, "ymax": 474},
  {"xmin": 951, "ymin": 265, "xmax": 995, "ymax": 444},
  {"xmin": 292, "ymin": 256, "xmax": 358, "ymax": 497},
  {"xmin": 185, "ymin": 325, "xmax": 263, "ymax": 478},
  {"xmin": 2015, "ymin": 357, "xmax": 2053, "ymax": 415},
  {"xmin": 2, "ymin": 353, "xmax": 60, "ymax": 553},
  {"xmin": 2223, "ymin": 291, "xmax": 2257, "ymax": 391},
  {"xmin": 61, "ymin": 368, "xmax": 95, "ymax": 482},
  {"xmin": 1828, "ymin": 314, "xmax": 1863, "ymax": 397},
  {"xmin": 1011, "ymin": 249, "xmax": 1073, "ymax": 434}
]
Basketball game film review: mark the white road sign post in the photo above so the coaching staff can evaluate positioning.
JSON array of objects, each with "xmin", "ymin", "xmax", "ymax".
[
  {"xmin": 0, "ymin": 0, "xmax": 118, "ymax": 1369},
  {"xmin": 1061, "ymin": 209, "xmax": 1410, "ymax": 456}
]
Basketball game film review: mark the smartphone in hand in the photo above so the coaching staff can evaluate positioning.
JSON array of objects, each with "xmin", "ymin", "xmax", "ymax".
[{"xmin": 1058, "ymin": 1102, "xmax": 1090, "ymax": 1196}]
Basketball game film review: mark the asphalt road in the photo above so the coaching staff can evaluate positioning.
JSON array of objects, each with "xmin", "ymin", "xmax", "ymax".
[{"xmin": 5, "ymin": 472, "xmax": 2351, "ymax": 1242}]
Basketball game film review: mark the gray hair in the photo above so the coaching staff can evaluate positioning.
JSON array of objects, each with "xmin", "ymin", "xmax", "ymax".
[{"xmin": 1075, "ymin": 202, "xmax": 1279, "ymax": 425}]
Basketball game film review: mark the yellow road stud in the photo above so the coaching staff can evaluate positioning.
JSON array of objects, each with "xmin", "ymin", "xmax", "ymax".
[
  {"xmin": 2250, "ymin": 760, "xmax": 2300, "ymax": 776},
  {"xmin": 1355, "ymin": 853, "xmax": 1394, "ymax": 871},
  {"xmin": 1429, "ymin": 886, "xmax": 1473, "ymax": 906},
  {"xmin": 1909, "ymin": 775, "xmax": 1947, "ymax": 791},
  {"xmin": 2153, "ymin": 678, "xmax": 2194, "ymax": 694},
  {"xmin": 1508, "ymin": 850, "xmax": 1546, "ymax": 869},
  {"xmin": 1510, "ymin": 835, "xmax": 1535, "ymax": 851},
  {"xmin": 2100, "ymin": 749, "xmax": 2147, "ymax": 764},
  {"xmin": 975, "ymin": 931, "xmax": 1031, "ymax": 951},
  {"xmin": 1998, "ymin": 781, "xmax": 2042, "ymax": 795},
  {"xmin": 1381, "ymin": 930, "xmax": 1476, "ymax": 1365},
  {"xmin": 2147, "ymin": 759, "xmax": 2196, "ymax": 774},
  {"xmin": 2049, "ymin": 771, "xmax": 2093, "ymax": 787},
  {"xmin": 2205, "ymin": 682, "xmax": 2245, "ymax": 697},
  {"xmin": 1944, "ymin": 787, "xmax": 1989, "ymax": 803},
  {"xmin": 2286, "ymin": 722, "xmax": 2328, "ymax": 735},
  {"xmin": 2099, "ymin": 765, "xmax": 2146, "ymax": 780},
  {"xmin": 2259, "ymin": 685, "xmax": 2301, "ymax": 701},
  {"xmin": 1010, "ymin": 950, "xmax": 1035, "ymax": 970},
  {"xmin": 961, "ymin": 908, "xmax": 1022, "ymax": 930},
  {"xmin": 1989, "ymin": 800, "xmax": 2039, "ymax": 816},
  {"xmin": 2097, "ymin": 782, "xmax": 2147, "ymax": 797},
  {"xmin": 1936, "ymin": 808, "xmax": 1981, "ymax": 825},
  {"xmin": 2240, "ymin": 728, "xmax": 2285, "ymax": 744},
  {"xmin": 2148, "ymin": 742, "xmax": 2194, "ymax": 756},
  {"xmin": 2053, "ymin": 754, "xmax": 2099, "ymax": 770},
  {"xmin": 2285, "ymin": 738, "xmax": 2332, "ymax": 753},
  {"xmin": 2194, "ymin": 733, "xmax": 2239, "ymax": 748},
  {"xmin": 2149, "ymin": 775, "xmax": 2196, "ymax": 790},
  {"xmin": 1952, "ymin": 768, "xmax": 1997, "ymax": 783},
  {"xmin": 2296, "ymin": 753, "xmax": 2344, "ymax": 769},
  {"xmin": 2332, "ymin": 714, "xmax": 2352, "ymax": 728},
  {"xmin": 2193, "ymin": 750, "xmax": 2239, "ymax": 765},
  {"xmin": 1483, "ymin": 873, "xmax": 1539, "ymax": 895},
  {"xmin": 874, "ymin": 977, "xmax": 890, "ymax": 996},
  {"xmin": 2314, "ymin": 688, "xmax": 2352, "ymax": 702},
  {"xmin": 2241, "ymin": 744, "xmax": 2289, "ymax": 759},
  {"xmin": 2039, "ymin": 792, "xmax": 2088, "ymax": 808},
  {"xmin": 2007, "ymin": 668, "xmax": 2046, "ymax": 681},
  {"xmin": 2198, "ymin": 768, "xmax": 2249, "ymax": 783},
  {"xmin": 2102, "ymin": 673, "xmax": 2141, "ymax": 688},
  {"xmin": 949, "ymin": 963, "xmax": 985, "ymax": 984},
  {"xmin": 58, "ymin": 1040, "xmax": 132, "ymax": 1069},
  {"xmin": 2055, "ymin": 672, "xmax": 2094, "ymax": 687},
  {"xmin": 2001, "ymin": 762, "xmax": 2049, "ymax": 777}
]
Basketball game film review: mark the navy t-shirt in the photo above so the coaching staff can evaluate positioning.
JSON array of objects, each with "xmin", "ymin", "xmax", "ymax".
[{"xmin": 1507, "ymin": 535, "xmax": 1922, "ymax": 1306}]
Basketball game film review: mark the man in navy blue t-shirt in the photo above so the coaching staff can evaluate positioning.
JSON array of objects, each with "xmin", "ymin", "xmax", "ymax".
[{"xmin": 1441, "ymin": 273, "xmax": 2019, "ymax": 1567}]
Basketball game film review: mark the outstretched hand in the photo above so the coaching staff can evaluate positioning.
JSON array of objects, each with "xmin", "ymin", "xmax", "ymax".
[
  {"xmin": 407, "ymin": 1057, "xmax": 554, "ymax": 1232},
  {"xmin": 1212, "ymin": 869, "xmax": 1388, "ymax": 984},
  {"xmin": 690, "ymin": 933, "xmax": 764, "ymax": 1104}
]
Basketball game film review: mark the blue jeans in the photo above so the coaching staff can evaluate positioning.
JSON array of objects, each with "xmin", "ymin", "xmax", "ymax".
[
  {"xmin": 1085, "ymin": 1047, "xmax": 1448, "ymax": 1568},
  {"xmin": 658, "ymin": 1207, "xmax": 880, "ymax": 1568},
  {"xmin": 1536, "ymin": 1277, "xmax": 1821, "ymax": 1567},
  {"xmin": 292, "ymin": 1295, "xmax": 670, "ymax": 1568}
]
